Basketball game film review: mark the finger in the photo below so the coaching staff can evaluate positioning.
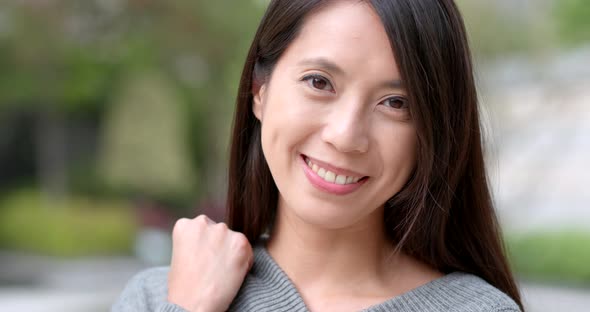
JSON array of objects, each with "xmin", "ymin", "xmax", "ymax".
[
  {"xmin": 204, "ymin": 215, "xmax": 215, "ymax": 225},
  {"xmin": 195, "ymin": 214, "xmax": 216, "ymax": 225}
]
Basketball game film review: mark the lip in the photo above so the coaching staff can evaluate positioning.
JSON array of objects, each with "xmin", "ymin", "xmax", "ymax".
[
  {"xmin": 300, "ymin": 154, "xmax": 368, "ymax": 195},
  {"xmin": 302, "ymin": 154, "xmax": 366, "ymax": 178}
]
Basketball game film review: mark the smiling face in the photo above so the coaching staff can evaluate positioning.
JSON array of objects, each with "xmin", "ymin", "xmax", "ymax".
[{"xmin": 252, "ymin": 1, "xmax": 417, "ymax": 229}]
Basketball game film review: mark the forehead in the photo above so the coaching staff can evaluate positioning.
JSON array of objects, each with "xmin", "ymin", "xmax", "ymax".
[{"xmin": 276, "ymin": 1, "xmax": 400, "ymax": 81}]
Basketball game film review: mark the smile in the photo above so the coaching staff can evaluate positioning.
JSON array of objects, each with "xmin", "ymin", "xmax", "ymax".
[
  {"xmin": 305, "ymin": 158, "xmax": 363, "ymax": 185},
  {"xmin": 300, "ymin": 154, "xmax": 368, "ymax": 195}
]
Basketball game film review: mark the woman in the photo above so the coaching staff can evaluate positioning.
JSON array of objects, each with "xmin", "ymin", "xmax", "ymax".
[{"xmin": 113, "ymin": 0, "xmax": 523, "ymax": 311}]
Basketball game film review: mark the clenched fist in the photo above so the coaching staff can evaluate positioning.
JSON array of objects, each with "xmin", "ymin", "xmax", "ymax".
[{"xmin": 167, "ymin": 215, "xmax": 253, "ymax": 312}]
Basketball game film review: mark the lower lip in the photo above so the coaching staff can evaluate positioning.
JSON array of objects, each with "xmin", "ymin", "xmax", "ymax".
[{"xmin": 300, "ymin": 155, "xmax": 367, "ymax": 195}]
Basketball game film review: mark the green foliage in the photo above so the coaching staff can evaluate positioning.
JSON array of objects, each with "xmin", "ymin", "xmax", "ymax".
[
  {"xmin": 0, "ymin": 1, "xmax": 267, "ymax": 204},
  {"xmin": 99, "ymin": 70, "xmax": 196, "ymax": 201},
  {"xmin": 59, "ymin": 49, "xmax": 117, "ymax": 113},
  {"xmin": 456, "ymin": 1, "xmax": 544, "ymax": 59},
  {"xmin": 507, "ymin": 231, "xmax": 590, "ymax": 286},
  {"xmin": 0, "ymin": 1, "xmax": 117, "ymax": 113},
  {"xmin": 0, "ymin": 189, "xmax": 137, "ymax": 257},
  {"xmin": 553, "ymin": 0, "xmax": 590, "ymax": 46}
]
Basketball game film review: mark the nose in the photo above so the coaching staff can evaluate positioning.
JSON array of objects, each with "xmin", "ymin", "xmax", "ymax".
[{"xmin": 321, "ymin": 103, "xmax": 369, "ymax": 154}]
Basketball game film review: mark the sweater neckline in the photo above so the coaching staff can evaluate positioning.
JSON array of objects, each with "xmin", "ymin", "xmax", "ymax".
[{"xmin": 253, "ymin": 244, "xmax": 462, "ymax": 312}]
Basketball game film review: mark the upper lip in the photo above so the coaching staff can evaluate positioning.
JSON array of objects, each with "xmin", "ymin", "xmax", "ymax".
[{"xmin": 303, "ymin": 154, "xmax": 367, "ymax": 178}]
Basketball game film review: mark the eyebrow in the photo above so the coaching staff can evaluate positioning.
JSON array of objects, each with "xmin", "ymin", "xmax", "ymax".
[
  {"xmin": 381, "ymin": 79, "xmax": 404, "ymax": 90},
  {"xmin": 297, "ymin": 57, "xmax": 405, "ymax": 90},
  {"xmin": 298, "ymin": 57, "xmax": 346, "ymax": 76}
]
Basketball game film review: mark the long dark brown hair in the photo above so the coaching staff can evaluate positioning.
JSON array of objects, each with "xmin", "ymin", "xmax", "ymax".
[{"xmin": 226, "ymin": 0, "xmax": 522, "ymax": 308}]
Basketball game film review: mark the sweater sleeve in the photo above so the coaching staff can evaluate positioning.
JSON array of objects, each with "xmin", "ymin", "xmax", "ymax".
[{"xmin": 111, "ymin": 267, "xmax": 189, "ymax": 312}]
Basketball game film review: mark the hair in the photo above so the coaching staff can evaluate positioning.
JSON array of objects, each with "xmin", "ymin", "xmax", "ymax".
[{"xmin": 226, "ymin": 0, "xmax": 522, "ymax": 309}]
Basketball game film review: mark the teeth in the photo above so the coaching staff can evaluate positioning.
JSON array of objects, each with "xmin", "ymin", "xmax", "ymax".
[
  {"xmin": 324, "ymin": 171, "xmax": 336, "ymax": 183},
  {"xmin": 305, "ymin": 158, "xmax": 363, "ymax": 185},
  {"xmin": 335, "ymin": 175, "xmax": 347, "ymax": 185}
]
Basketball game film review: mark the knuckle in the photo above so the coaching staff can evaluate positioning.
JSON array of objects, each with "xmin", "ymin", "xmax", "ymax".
[
  {"xmin": 232, "ymin": 233, "xmax": 251, "ymax": 253},
  {"xmin": 215, "ymin": 222, "xmax": 229, "ymax": 230},
  {"xmin": 172, "ymin": 218, "xmax": 190, "ymax": 234},
  {"xmin": 174, "ymin": 217, "xmax": 190, "ymax": 228},
  {"xmin": 193, "ymin": 216, "xmax": 212, "ymax": 234},
  {"xmin": 212, "ymin": 222, "xmax": 228, "ymax": 235},
  {"xmin": 230, "ymin": 234, "xmax": 252, "ymax": 269},
  {"xmin": 194, "ymin": 214, "xmax": 209, "ymax": 226}
]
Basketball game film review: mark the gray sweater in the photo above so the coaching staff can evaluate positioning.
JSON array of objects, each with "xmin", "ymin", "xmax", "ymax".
[{"xmin": 112, "ymin": 245, "xmax": 521, "ymax": 312}]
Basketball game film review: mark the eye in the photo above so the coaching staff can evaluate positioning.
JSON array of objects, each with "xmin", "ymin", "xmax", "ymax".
[
  {"xmin": 302, "ymin": 74, "xmax": 335, "ymax": 93},
  {"xmin": 381, "ymin": 96, "xmax": 409, "ymax": 110}
]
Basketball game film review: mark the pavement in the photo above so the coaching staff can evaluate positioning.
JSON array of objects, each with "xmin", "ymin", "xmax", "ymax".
[
  {"xmin": 1, "ymin": 251, "xmax": 589, "ymax": 312},
  {"xmin": 0, "ymin": 251, "xmax": 149, "ymax": 312},
  {"xmin": 521, "ymin": 283, "xmax": 590, "ymax": 312}
]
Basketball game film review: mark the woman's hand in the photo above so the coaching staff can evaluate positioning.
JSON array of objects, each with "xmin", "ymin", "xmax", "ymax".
[{"xmin": 167, "ymin": 215, "xmax": 253, "ymax": 312}]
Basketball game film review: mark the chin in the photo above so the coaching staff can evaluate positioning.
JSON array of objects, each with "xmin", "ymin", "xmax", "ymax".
[{"xmin": 286, "ymin": 198, "xmax": 373, "ymax": 230}]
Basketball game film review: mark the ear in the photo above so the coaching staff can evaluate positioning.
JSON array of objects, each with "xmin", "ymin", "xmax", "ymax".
[{"xmin": 252, "ymin": 83, "xmax": 266, "ymax": 122}]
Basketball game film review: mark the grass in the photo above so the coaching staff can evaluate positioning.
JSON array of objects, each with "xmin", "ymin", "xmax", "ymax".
[
  {"xmin": 0, "ymin": 189, "xmax": 137, "ymax": 257},
  {"xmin": 506, "ymin": 230, "xmax": 590, "ymax": 286}
]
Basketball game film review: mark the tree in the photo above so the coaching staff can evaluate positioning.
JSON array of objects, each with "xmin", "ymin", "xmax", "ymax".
[
  {"xmin": 0, "ymin": 0, "xmax": 117, "ymax": 200},
  {"xmin": 99, "ymin": 70, "xmax": 196, "ymax": 203},
  {"xmin": 553, "ymin": 0, "xmax": 590, "ymax": 46},
  {"xmin": 0, "ymin": 0, "xmax": 265, "ymax": 209}
]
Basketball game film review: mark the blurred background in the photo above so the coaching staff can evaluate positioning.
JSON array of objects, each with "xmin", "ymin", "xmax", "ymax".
[{"xmin": 0, "ymin": 0, "xmax": 588, "ymax": 311}]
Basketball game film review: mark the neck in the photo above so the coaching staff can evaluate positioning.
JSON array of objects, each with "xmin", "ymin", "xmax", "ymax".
[{"xmin": 266, "ymin": 201, "xmax": 400, "ymax": 295}]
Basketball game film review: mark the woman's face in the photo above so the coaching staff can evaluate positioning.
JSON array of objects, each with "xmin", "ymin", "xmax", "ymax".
[{"xmin": 253, "ymin": 1, "xmax": 417, "ymax": 229}]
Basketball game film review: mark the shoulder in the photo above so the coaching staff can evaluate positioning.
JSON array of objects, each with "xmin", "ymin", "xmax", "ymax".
[
  {"xmin": 414, "ymin": 272, "xmax": 521, "ymax": 312},
  {"xmin": 437, "ymin": 272, "xmax": 520, "ymax": 311},
  {"xmin": 372, "ymin": 272, "xmax": 521, "ymax": 312},
  {"xmin": 111, "ymin": 266, "xmax": 187, "ymax": 312}
]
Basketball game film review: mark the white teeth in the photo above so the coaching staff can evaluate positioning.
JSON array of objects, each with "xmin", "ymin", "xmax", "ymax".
[
  {"xmin": 335, "ymin": 175, "xmax": 347, "ymax": 185},
  {"xmin": 305, "ymin": 158, "xmax": 363, "ymax": 185},
  {"xmin": 324, "ymin": 171, "xmax": 336, "ymax": 183}
]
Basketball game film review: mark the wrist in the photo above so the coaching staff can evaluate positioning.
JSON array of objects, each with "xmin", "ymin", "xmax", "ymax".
[
  {"xmin": 191, "ymin": 303, "xmax": 224, "ymax": 312},
  {"xmin": 166, "ymin": 298, "xmax": 223, "ymax": 312}
]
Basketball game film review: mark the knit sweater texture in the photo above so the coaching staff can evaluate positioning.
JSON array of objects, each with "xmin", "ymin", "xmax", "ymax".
[{"xmin": 112, "ymin": 245, "xmax": 521, "ymax": 312}]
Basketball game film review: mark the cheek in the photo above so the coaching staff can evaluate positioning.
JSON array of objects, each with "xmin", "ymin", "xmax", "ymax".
[
  {"xmin": 261, "ymin": 89, "xmax": 320, "ymax": 148},
  {"xmin": 379, "ymin": 124, "xmax": 418, "ymax": 176}
]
